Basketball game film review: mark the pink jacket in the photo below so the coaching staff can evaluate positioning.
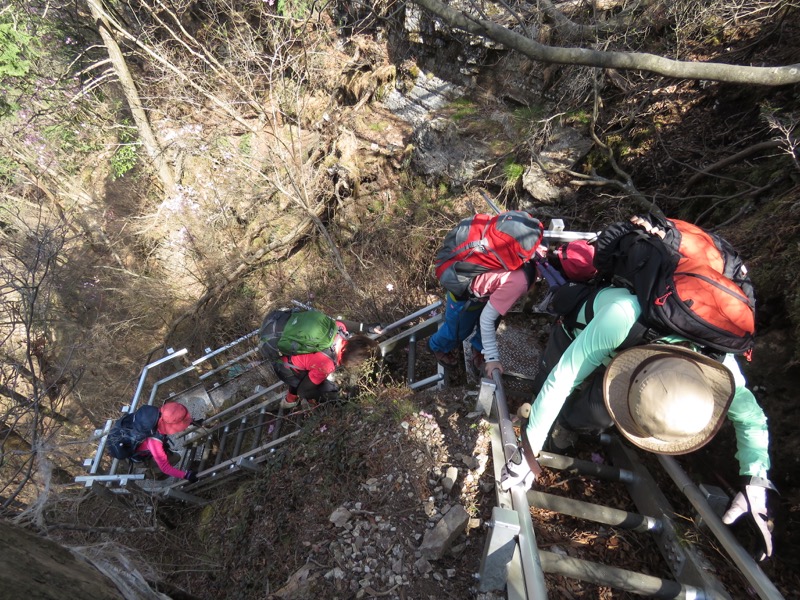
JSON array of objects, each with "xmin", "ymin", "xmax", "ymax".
[{"xmin": 136, "ymin": 437, "xmax": 187, "ymax": 479}]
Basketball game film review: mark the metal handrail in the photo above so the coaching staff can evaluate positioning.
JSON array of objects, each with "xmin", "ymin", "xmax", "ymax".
[
  {"xmin": 489, "ymin": 370, "xmax": 548, "ymax": 599},
  {"xmin": 659, "ymin": 456, "xmax": 785, "ymax": 600},
  {"xmin": 376, "ymin": 300, "xmax": 443, "ymax": 341},
  {"xmin": 191, "ymin": 330, "xmax": 259, "ymax": 367},
  {"xmin": 129, "ymin": 349, "xmax": 188, "ymax": 413}
]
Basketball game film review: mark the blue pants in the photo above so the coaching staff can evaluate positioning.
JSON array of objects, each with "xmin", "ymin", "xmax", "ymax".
[{"xmin": 429, "ymin": 292, "xmax": 487, "ymax": 354}]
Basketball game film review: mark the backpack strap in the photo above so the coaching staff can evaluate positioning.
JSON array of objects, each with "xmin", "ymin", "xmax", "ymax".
[
  {"xmin": 284, "ymin": 335, "xmax": 340, "ymax": 370},
  {"xmin": 559, "ymin": 285, "xmax": 661, "ymax": 350}
]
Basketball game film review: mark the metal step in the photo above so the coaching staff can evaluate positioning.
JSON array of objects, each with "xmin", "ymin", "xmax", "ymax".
[
  {"xmin": 477, "ymin": 374, "xmax": 784, "ymax": 600},
  {"xmin": 76, "ymin": 301, "xmax": 448, "ymax": 501}
]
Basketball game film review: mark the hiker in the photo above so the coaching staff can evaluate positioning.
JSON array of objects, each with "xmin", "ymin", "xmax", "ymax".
[
  {"xmin": 119, "ymin": 402, "xmax": 198, "ymax": 483},
  {"xmin": 429, "ymin": 211, "xmax": 597, "ymax": 375},
  {"xmin": 429, "ymin": 211, "xmax": 544, "ymax": 375},
  {"xmin": 500, "ymin": 284, "xmax": 776, "ymax": 559},
  {"xmin": 428, "ymin": 264, "xmax": 537, "ymax": 375},
  {"xmin": 265, "ymin": 315, "xmax": 381, "ymax": 410}
]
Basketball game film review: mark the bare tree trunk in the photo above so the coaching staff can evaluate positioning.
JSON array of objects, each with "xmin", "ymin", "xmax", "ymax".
[
  {"xmin": 85, "ymin": 0, "xmax": 177, "ymax": 194},
  {"xmin": 411, "ymin": 0, "xmax": 800, "ymax": 85}
]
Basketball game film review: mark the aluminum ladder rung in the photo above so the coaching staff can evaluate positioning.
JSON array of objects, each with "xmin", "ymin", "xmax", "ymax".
[
  {"xmin": 527, "ymin": 490, "xmax": 661, "ymax": 534},
  {"xmin": 538, "ymin": 550, "xmax": 704, "ymax": 599}
]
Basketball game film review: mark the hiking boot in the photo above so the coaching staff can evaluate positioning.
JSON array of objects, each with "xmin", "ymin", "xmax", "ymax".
[
  {"xmin": 543, "ymin": 422, "xmax": 578, "ymax": 453},
  {"xmin": 471, "ymin": 351, "xmax": 486, "ymax": 374},
  {"xmin": 430, "ymin": 345, "xmax": 459, "ymax": 367},
  {"xmin": 281, "ymin": 393, "xmax": 299, "ymax": 410}
]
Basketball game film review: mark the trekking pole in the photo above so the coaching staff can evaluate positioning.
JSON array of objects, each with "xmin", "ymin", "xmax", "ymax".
[
  {"xmin": 479, "ymin": 191, "xmax": 599, "ymax": 243},
  {"xmin": 291, "ymin": 299, "xmax": 315, "ymax": 311},
  {"xmin": 479, "ymin": 190, "xmax": 502, "ymax": 215}
]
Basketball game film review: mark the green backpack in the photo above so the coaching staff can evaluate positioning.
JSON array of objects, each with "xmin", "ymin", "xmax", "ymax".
[{"xmin": 258, "ymin": 309, "xmax": 339, "ymax": 361}]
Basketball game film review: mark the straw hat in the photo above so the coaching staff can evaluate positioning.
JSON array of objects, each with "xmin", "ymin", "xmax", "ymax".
[
  {"xmin": 603, "ymin": 345, "xmax": 734, "ymax": 455},
  {"xmin": 157, "ymin": 402, "xmax": 192, "ymax": 435}
]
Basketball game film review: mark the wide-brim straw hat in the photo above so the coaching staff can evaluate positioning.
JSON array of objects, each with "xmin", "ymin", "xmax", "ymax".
[
  {"xmin": 157, "ymin": 402, "xmax": 192, "ymax": 435},
  {"xmin": 603, "ymin": 345, "xmax": 735, "ymax": 455}
]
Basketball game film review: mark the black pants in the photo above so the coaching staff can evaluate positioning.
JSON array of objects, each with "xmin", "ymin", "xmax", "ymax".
[
  {"xmin": 532, "ymin": 323, "xmax": 614, "ymax": 435},
  {"xmin": 271, "ymin": 362, "xmax": 338, "ymax": 400}
]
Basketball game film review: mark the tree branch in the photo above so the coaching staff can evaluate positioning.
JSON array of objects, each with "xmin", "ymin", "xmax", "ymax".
[
  {"xmin": 410, "ymin": 0, "xmax": 800, "ymax": 85},
  {"xmin": 684, "ymin": 140, "xmax": 784, "ymax": 189}
]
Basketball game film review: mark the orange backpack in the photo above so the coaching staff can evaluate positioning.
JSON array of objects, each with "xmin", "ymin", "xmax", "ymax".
[{"xmin": 593, "ymin": 214, "xmax": 756, "ymax": 357}]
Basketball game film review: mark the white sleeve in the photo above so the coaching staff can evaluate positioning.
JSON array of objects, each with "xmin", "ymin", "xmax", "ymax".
[{"xmin": 479, "ymin": 301, "xmax": 503, "ymax": 362}]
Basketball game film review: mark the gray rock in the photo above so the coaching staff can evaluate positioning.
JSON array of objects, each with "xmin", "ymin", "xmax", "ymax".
[
  {"xmin": 329, "ymin": 506, "xmax": 352, "ymax": 527},
  {"xmin": 418, "ymin": 504, "xmax": 470, "ymax": 560},
  {"xmin": 442, "ymin": 466, "xmax": 459, "ymax": 493},
  {"xmin": 523, "ymin": 127, "xmax": 592, "ymax": 203},
  {"xmin": 414, "ymin": 557, "xmax": 433, "ymax": 574}
]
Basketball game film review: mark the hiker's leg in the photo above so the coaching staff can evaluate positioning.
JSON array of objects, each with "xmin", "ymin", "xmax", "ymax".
[
  {"xmin": 559, "ymin": 369, "xmax": 614, "ymax": 434},
  {"xmin": 272, "ymin": 362, "xmax": 302, "ymax": 395},
  {"xmin": 531, "ymin": 324, "xmax": 573, "ymax": 396},
  {"xmin": 297, "ymin": 377, "xmax": 337, "ymax": 401},
  {"xmin": 429, "ymin": 293, "xmax": 481, "ymax": 352}
]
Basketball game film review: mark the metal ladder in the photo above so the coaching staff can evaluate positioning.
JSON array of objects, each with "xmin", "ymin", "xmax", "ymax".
[
  {"xmin": 75, "ymin": 302, "xmax": 446, "ymax": 503},
  {"xmin": 476, "ymin": 372, "xmax": 785, "ymax": 600}
]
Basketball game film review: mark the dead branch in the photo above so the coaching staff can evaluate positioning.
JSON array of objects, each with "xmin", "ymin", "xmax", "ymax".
[
  {"xmin": 46, "ymin": 524, "xmax": 161, "ymax": 534},
  {"xmin": 85, "ymin": 0, "xmax": 177, "ymax": 194},
  {"xmin": 84, "ymin": 0, "xmax": 259, "ymax": 138},
  {"xmin": 684, "ymin": 140, "xmax": 784, "ymax": 190},
  {"xmin": 411, "ymin": 0, "xmax": 800, "ymax": 85}
]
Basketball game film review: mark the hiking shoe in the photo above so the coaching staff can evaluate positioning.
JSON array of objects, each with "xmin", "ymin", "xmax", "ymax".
[
  {"xmin": 281, "ymin": 393, "xmax": 299, "ymax": 410},
  {"xmin": 543, "ymin": 422, "xmax": 578, "ymax": 453},
  {"xmin": 430, "ymin": 346, "xmax": 459, "ymax": 367},
  {"xmin": 471, "ymin": 351, "xmax": 486, "ymax": 374}
]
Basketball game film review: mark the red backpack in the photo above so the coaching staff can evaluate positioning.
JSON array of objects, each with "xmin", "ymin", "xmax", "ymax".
[
  {"xmin": 434, "ymin": 212, "xmax": 543, "ymax": 298},
  {"xmin": 593, "ymin": 214, "xmax": 756, "ymax": 357}
]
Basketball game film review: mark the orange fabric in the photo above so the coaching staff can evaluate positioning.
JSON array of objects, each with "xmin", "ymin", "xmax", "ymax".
[
  {"xmin": 674, "ymin": 220, "xmax": 725, "ymax": 273},
  {"xmin": 673, "ymin": 262, "xmax": 755, "ymax": 337}
]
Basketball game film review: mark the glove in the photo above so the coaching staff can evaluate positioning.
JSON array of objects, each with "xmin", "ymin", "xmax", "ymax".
[
  {"xmin": 500, "ymin": 445, "xmax": 537, "ymax": 491},
  {"xmin": 536, "ymin": 259, "xmax": 566, "ymax": 290},
  {"xmin": 367, "ymin": 323, "xmax": 386, "ymax": 335},
  {"xmin": 184, "ymin": 470, "xmax": 199, "ymax": 484},
  {"xmin": 320, "ymin": 390, "xmax": 345, "ymax": 404},
  {"xmin": 722, "ymin": 477, "xmax": 777, "ymax": 561}
]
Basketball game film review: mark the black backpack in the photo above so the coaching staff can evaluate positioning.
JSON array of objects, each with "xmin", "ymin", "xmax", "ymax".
[
  {"xmin": 592, "ymin": 214, "xmax": 756, "ymax": 356},
  {"xmin": 106, "ymin": 405, "xmax": 161, "ymax": 460}
]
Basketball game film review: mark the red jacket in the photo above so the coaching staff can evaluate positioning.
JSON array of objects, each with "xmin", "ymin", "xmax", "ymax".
[{"xmin": 280, "ymin": 321, "xmax": 348, "ymax": 384}]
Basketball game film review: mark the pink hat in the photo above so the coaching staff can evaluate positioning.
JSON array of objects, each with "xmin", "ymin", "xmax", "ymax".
[
  {"xmin": 158, "ymin": 402, "xmax": 192, "ymax": 435},
  {"xmin": 554, "ymin": 240, "xmax": 597, "ymax": 281}
]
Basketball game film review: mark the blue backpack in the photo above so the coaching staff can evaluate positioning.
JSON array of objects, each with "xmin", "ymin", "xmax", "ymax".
[{"xmin": 106, "ymin": 405, "xmax": 161, "ymax": 460}]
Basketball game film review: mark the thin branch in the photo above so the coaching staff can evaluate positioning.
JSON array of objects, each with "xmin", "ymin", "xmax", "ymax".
[
  {"xmin": 410, "ymin": 0, "xmax": 800, "ymax": 85},
  {"xmin": 684, "ymin": 140, "xmax": 784, "ymax": 189}
]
